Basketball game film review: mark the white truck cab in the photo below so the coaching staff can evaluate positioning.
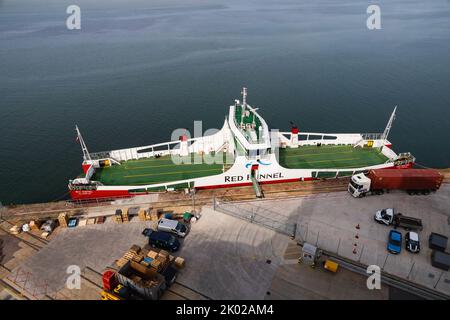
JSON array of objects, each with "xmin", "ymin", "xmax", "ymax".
[
  {"xmin": 157, "ymin": 218, "xmax": 188, "ymax": 237},
  {"xmin": 348, "ymin": 173, "xmax": 371, "ymax": 197}
]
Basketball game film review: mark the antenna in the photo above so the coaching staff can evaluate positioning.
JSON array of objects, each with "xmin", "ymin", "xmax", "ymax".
[
  {"xmin": 75, "ymin": 125, "xmax": 91, "ymax": 161},
  {"xmin": 382, "ymin": 106, "xmax": 397, "ymax": 143}
]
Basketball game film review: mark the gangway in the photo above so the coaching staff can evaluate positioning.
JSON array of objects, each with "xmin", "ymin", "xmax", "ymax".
[{"xmin": 251, "ymin": 175, "xmax": 264, "ymax": 198}]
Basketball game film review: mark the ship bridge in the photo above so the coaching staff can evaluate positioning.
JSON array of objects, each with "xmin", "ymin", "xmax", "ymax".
[{"xmin": 228, "ymin": 88, "xmax": 271, "ymax": 160}]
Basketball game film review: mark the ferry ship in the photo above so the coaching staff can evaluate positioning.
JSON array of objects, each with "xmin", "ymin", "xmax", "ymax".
[{"xmin": 69, "ymin": 88, "xmax": 415, "ymax": 200}]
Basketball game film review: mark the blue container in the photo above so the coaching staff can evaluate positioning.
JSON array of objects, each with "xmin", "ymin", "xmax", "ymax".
[
  {"xmin": 164, "ymin": 213, "xmax": 173, "ymax": 219},
  {"xmin": 143, "ymin": 257, "xmax": 153, "ymax": 263}
]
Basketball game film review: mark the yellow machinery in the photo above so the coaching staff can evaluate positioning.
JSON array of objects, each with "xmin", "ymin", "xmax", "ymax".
[
  {"xmin": 323, "ymin": 259, "xmax": 339, "ymax": 273},
  {"xmin": 100, "ymin": 284, "xmax": 127, "ymax": 300}
]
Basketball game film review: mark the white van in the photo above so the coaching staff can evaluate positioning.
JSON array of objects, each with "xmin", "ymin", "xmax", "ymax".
[{"xmin": 157, "ymin": 218, "xmax": 187, "ymax": 237}]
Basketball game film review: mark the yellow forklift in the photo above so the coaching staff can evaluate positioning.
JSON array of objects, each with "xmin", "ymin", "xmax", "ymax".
[{"xmin": 100, "ymin": 284, "xmax": 130, "ymax": 300}]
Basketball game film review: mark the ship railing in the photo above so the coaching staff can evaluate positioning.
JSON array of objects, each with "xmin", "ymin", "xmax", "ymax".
[
  {"xmin": 361, "ymin": 133, "xmax": 383, "ymax": 140},
  {"xmin": 309, "ymin": 162, "xmax": 397, "ymax": 179},
  {"xmin": 278, "ymin": 132, "xmax": 362, "ymax": 146},
  {"xmin": 89, "ymin": 151, "xmax": 111, "ymax": 160}
]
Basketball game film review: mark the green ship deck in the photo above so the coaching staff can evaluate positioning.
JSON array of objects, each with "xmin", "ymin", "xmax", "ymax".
[
  {"xmin": 279, "ymin": 145, "xmax": 389, "ymax": 169},
  {"xmin": 90, "ymin": 153, "xmax": 232, "ymax": 187}
]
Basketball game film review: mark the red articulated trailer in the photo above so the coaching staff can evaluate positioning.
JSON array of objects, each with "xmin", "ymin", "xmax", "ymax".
[{"xmin": 349, "ymin": 169, "xmax": 444, "ymax": 197}]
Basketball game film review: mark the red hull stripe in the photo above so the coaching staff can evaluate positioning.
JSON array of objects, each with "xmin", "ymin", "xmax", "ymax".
[
  {"xmin": 70, "ymin": 164, "xmax": 412, "ymax": 200},
  {"xmin": 70, "ymin": 189, "xmax": 133, "ymax": 201}
]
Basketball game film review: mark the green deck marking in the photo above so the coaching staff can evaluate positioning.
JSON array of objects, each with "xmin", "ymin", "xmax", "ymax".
[
  {"xmin": 279, "ymin": 145, "xmax": 388, "ymax": 169},
  {"xmin": 304, "ymin": 157, "xmax": 359, "ymax": 164},
  {"xmin": 282, "ymin": 150, "xmax": 353, "ymax": 158},
  {"xmin": 91, "ymin": 153, "xmax": 230, "ymax": 186},
  {"xmin": 124, "ymin": 167, "xmax": 222, "ymax": 178},
  {"xmin": 87, "ymin": 146, "xmax": 388, "ymax": 186}
]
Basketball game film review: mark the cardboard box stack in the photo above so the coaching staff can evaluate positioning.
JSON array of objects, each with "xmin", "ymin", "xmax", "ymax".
[
  {"xmin": 58, "ymin": 212, "xmax": 69, "ymax": 228},
  {"xmin": 174, "ymin": 257, "xmax": 185, "ymax": 269},
  {"xmin": 116, "ymin": 244, "xmax": 185, "ymax": 276},
  {"xmin": 9, "ymin": 225, "xmax": 21, "ymax": 235},
  {"xmin": 41, "ymin": 232, "xmax": 50, "ymax": 239}
]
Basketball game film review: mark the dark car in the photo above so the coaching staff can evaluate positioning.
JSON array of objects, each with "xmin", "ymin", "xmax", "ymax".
[
  {"xmin": 387, "ymin": 230, "xmax": 402, "ymax": 254},
  {"xmin": 405, "ymin": 231, "xmax": 420, "ymax": 253},
  {"xmin": 147, "ymin": 230, "xmax": 180, "ymax": 252}
]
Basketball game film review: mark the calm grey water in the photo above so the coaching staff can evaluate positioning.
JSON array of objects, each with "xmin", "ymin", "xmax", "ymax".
[{"xmin": 1, "ymin": 0, "xmax": 450, "ymax": 204}]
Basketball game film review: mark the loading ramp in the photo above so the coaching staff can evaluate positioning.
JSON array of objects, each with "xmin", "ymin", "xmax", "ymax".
[{"xmin": 251, "ymin": 175, "xmax": 264, "ymax": 198}]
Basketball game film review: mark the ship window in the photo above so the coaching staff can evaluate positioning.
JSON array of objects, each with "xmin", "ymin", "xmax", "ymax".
[
  {"xmin": 298, "ymin": 134, "xmax": 308, "ymax": 141},
  {"xmin": 323, "ymin": 135, "xmax": 337, "ymax": 140}
]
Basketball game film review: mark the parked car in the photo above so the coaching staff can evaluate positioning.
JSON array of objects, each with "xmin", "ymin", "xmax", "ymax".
[
  {"xmin": 157, "ymin": 218, "xmax": 187, "ymax": 237},
  {"xmin": 40, "ymin": 220, "xmax": 56, "ymax": 232},
  {"xmin": 431, "ymin": 250, "xmax": 450, "ymax": 271},
  {"xmin": 428, "ymin": 232, "xmax": 448, "ymax": 251},
  {"xmin": 387, "ymin": 230, "xmax": 402, "ymax": 254},
  {"xmin": 374, "ymin": 208, "xmax": 394, "ymax": 225},
  {"xmin": 145, "ymin": 230, "xmax": 180, "ymax": 252},
  {"xmin": 405, "ymin": 231, "xmax": 420, "ymax": 253}
]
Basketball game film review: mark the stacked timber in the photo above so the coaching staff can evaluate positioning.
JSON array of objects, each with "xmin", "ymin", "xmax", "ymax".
[
  {"xmin": 129, "ymin": 245, "xmax": 141, "ymax": 255},
  {"xmin": 132, "ymin": 252, "xmax": 145, "ymax": 263},
  {"xmin": 138, "ymin": 208, "xmax": 153, "ymax": 221},
  {"xmin": 149, "ymin": 209, "xmax": 160, "ymax": 221},
  {"xmin": 121, "ymin": 208, "xmax": 129, "ymax": 223},
  {"xmin": 114, "ymin": 209, "xmax": 123, "ymax": 224},
  {"xmin": 138, "ymin": 208, "xmax": 147, "ymax": 221},
  {"xmin": 116, "ymin": 245, "xmax": 140, "ymax": 268},
  {"xmin": 58, "ymin": 212, "xmax": 69, "ymax": 227}
]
